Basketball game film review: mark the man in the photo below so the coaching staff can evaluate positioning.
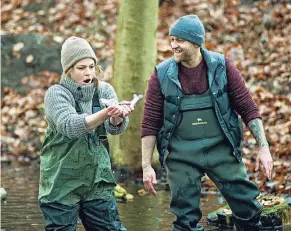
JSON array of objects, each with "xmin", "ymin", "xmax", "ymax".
[{"xmin": 141, "ymin": 15, "xmax": 273, "ymax": 231}]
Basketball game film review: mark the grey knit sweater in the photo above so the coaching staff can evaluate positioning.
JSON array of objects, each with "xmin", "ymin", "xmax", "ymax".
[{"xmin": 44, "ymin": 75, "xmax": 128, "ymax": 139}]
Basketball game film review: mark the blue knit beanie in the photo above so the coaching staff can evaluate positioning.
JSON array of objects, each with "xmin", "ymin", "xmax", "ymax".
[{"xmin": 169, "ymin": 15, "xmax": 205, "ymax": 46}]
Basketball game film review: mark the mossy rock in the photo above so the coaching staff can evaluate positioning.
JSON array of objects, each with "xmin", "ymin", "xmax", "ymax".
[
  {"xmin": 114, "ymin": 184, "xmax": 134, "ymax": 202},
  {"xmin": 207, "ymin": 196, "xmax": 291, "ymax": 230}
]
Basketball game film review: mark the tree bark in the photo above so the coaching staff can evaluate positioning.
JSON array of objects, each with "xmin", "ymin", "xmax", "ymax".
[{"xmin": 111, "ymin": 0, "xmax": 159, "ymax": 170}]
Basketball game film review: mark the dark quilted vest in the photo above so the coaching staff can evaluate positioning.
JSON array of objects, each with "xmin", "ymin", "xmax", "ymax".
[{"xmin": 156, "ymin": 47, "xmax": 243, "ymax": 167}]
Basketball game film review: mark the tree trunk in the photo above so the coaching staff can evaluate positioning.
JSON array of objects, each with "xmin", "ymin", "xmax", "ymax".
[{"xmin": 111, "ymin": 0, "xmax": 158, "ymax": 170}]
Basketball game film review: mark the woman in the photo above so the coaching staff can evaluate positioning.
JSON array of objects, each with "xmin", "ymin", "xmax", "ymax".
[{"xmin": 38, "ymin": 36, "xmax": 132, "ymax": 230}]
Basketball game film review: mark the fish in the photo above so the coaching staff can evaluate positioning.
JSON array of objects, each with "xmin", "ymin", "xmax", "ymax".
[{"xmin": 100, "ymin": 94, "xmax": 143, "ymax": 108}]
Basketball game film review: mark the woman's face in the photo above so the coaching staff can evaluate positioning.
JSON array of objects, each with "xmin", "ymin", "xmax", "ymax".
[{"xmin": 70, "ymin": 58, "xmax": 96, "ymax": 85}]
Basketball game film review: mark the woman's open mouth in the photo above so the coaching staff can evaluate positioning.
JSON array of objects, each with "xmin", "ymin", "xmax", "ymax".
[{"xmin": 83, "ymin": 79, "xmax": 92, "ymax": 84}]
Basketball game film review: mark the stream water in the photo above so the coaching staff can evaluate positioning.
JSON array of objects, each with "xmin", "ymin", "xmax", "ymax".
[{"xmin": 2, "ymin": 164, "xmax": 289, "ymax": 231}]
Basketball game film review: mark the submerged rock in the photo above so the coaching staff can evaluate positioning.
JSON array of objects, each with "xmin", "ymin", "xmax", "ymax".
[{"xmin": 114, "ymin": 184, "xmax": 134, "ymax": 201}]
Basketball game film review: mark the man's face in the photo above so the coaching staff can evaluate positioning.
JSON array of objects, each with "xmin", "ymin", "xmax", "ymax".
[{"xmin": 170, "ymin": 36, "xmax": 199, "ymax": 63}]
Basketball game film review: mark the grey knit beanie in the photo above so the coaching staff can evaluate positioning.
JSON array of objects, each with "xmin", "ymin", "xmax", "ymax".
[
  {"xmin": 169, "ymin": 15, "xmax": 205, "ymax": 46},
  {"xmin": 61, "ymin": 36, "xmax": 97, "ymax": 73}
]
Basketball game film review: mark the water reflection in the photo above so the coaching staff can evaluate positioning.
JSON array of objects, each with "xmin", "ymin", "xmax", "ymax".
[{"xmin": 117, "ymin": 184, "xmax": 220, "ymax": 231}]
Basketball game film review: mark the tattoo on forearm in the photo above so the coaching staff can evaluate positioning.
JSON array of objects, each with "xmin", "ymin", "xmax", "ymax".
[{"xmin": 247, "ymin": 118, "xmax": 269, "ymax": 147}]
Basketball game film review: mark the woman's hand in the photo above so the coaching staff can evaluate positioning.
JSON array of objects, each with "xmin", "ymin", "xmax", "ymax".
[
  {"xmin": 119, "ymin": 101, "xmax": 134, "ymax": 117},
  {"xmin": 106, "ymin": 103, "xmax": 123, "ymax": 118},
  {"xmin": 86, "ymin": 100, "xmax": 134, "ymax": 130},
  {"xmin": 106, "ymin": 102, "xmax": 133, "ymax": 126},
  {"xmin": 107, "ymin": 101, "xmax": 134, "ymax": 118}
]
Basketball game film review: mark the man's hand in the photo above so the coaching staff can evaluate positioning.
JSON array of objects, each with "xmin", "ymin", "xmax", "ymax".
[
  {"xmin": 143, "ymin": 166, "xmax": 157, "ymax": 196},
  {"xmin": 255, "ymin": 147, "xmax": 273, "ymax": 180}
]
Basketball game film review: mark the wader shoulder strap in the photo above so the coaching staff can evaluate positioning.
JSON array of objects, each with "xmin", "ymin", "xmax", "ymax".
[
  {"xmin": 92, "ymin": 89, "xmax": 107, "ymax": 137},
  {"xmin": 93, "ymin": 89, "xmax": 110, "ymax": 154}
]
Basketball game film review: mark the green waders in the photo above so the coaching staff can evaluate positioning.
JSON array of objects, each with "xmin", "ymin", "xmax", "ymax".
[
  {"xmin": 38, "ymin": 89, "xmax": 126, "ymax": 231},
  {"xmin": 165, "ymin": 90, "xmax": 263, "ymax": 231}
]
